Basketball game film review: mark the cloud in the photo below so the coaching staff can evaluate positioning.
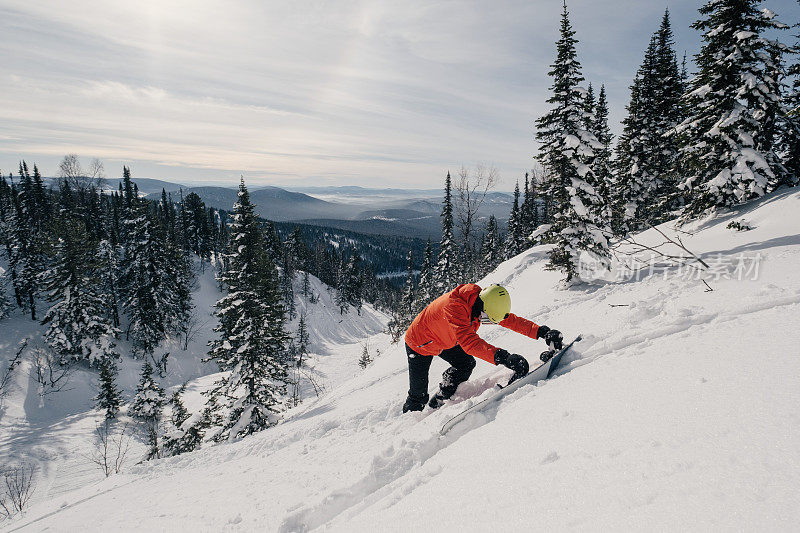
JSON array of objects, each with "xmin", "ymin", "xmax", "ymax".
[{"xmin": 0, "ymin": 0, "xmax": 797, "ymax": 187}]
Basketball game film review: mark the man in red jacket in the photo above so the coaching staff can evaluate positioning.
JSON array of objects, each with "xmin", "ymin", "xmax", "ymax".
[{"xmin": 402, "ymin": 283, "xmax": 563, "ymax": 412}]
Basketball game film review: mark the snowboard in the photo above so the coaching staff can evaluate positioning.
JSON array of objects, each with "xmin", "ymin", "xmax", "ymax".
[{"xmin": 439, "ymin": 334, "xmax": 582, "ymax": 436}]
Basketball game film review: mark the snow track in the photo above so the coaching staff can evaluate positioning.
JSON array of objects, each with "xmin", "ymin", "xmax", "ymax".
[{"xmin": 7, "ymin": 189, "xmax": 800, "ymax": 531}]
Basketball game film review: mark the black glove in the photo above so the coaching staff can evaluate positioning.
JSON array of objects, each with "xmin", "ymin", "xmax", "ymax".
[
  {"xmin": 537, "ymin": 326, "xmax": 563, "ymax": 350},
  {"xmin": 494, "ymin": 349, "xmax": 529, "ymax": 379}
]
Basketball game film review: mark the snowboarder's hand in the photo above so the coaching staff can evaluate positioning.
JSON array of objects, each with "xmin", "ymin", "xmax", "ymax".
[
  {"xmin": 495, "ymin": 349, "xmax": 529, "ymax": 378},
  {"xmin": 538, "ymin": 326, "xmax": 563, "ymax": 350}
]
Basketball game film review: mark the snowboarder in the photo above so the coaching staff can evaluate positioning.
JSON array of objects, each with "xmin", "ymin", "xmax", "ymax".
[{"xmin": 402, "ymin": 283, "xmax": 563, "ymax": 412}]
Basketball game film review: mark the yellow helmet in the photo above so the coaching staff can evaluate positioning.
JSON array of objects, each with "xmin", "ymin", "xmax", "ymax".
[{"xmin": 479, "ymin": 284, "xmax": 511, "ymax": 324}]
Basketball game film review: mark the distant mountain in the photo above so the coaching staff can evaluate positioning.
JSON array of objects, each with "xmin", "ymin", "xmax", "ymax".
[
  {"xmin": 145, "ymin": 185, "xmax": 353, "ymax": 222},
  {"xmin": 120, "ymin": 178, "xmax": 515, "ymax": 239}
]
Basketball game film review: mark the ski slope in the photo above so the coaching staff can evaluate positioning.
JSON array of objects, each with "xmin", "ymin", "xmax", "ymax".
[{"xmin": 6, "ymin": 188, "xmax": 800, "ymax": 531}]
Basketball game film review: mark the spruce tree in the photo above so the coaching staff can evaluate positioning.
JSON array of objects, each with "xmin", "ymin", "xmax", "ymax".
[
  {"xmin": 535, "ymin": 2, "xmax": 610, "ymax": 282},
  {"xmin": 678, "ymin": 0, "xmax": 791, "ymax": 217},
  {"xmin": 95, "ymin": 357, "xmax": 121, "ymax": 420},
  {"xmin": 295, "ymin": 313, "xmax": 309, "ymax": 368},
  {"xmin": 131, "ymin": 359, "xmax": 166, "ymax": 459},
  {"xmin": 504, "ymin": 181, "xmax": 525, "ymax": 259},
  {"xmin": 301, "ymin": 270, "xmax": 311, "ymax": 299},
  {"xmin": 416, "ymin": 238, "xmax": 435, "ymax": 307},
  {"xmin": 592, "ymin": 85, "xmax": 615, "ymax": 229},
  {"xmin": 480, "ymin": 215, "xmax": 501, "ymax": 276},
  {"xmin": 617, "ymin": 10, "xmax": 685, "ymax": 230},
  {"xmin": 206, "ymin": 178, "xmax": 289, "ymax": 440},
  {"xmin": 781, "ymin": 21, "xmax": 799, "ymax": 182},
  {"xmin": 399, "ymin": 248, "xmax": 416, "ymax": 320},
  {"xmin": 434, "ymin": 172, "xmax": 457, "ymax": 292},
  {"xmin": 41, "ymin": 218, "xmax": 119, "ymax": 364},
  {"xmin": 120, "ymin": 199, "xmax": 165, "ymax": 355}
]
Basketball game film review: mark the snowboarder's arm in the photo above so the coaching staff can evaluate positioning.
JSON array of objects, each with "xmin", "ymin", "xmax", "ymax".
[
  {"xmin": 444, "ymin": 301, "xmax": 498, "ymax": 364},
  {"xmin": 499, "ymin": 313, "xmax": 540, "ymax": 339}
]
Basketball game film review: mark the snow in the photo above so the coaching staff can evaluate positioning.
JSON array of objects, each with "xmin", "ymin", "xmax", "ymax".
[{"xmin": 4, "ymin": 189, "xmax": 800, "ymax": 530}]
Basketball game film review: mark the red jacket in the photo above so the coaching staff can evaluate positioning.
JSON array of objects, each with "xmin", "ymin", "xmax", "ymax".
[{"xmin": 404, "ymin": 283, "xmax": 541, "ymax": 364}]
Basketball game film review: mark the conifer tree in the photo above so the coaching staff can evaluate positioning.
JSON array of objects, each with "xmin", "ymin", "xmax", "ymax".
[
  {"xmin": 781, "ymin": 22, "xmax": 799, "ymax": 182},
  {"xmin": 334, "ymin": 252, "xmax": 351, "ymax": 314},
  {"xmin": 206, "ymin": 178, "xmax": 289, "ymax": 440},
  {"xmin": 295, "ymin": 313, "xmax": 310, "ymax": 368},
  {"xmin": 131, "ymin": 359, "xmax": 166, "ymax": 459},
  {"xmin": 358, "ymin": 344, "xmax": 373, "ymax": 369},
  {"xmin": 131, "ymin": 360, "xmax": 166, "ymax": 423},
  {"xmin": 301, "ymin": 270, "xmax": 311, "ymax": 299},
  {"xmin": 504, "ymin": 181, "xmax": 525, "ymax": 259},
  {"xmin": 535, "ymin": 1, "xmax": 610, "ymax": 282},
  {"xmin": 592, "ymin": 85, "xmax": 615, "ymax": 229},
  {"xmin": 169, "ymin": 382, "xmax": 190, "ymax": 429},
  {"xmin": 95, "ymin": 357, "xmax": 121, "ymax": 420},
  {"xmin": 120, "ymin": 199, "xmax": 165, "ymax": 355},
  {"xmin": 399, "ymin": 249, "xmax": 416, "ymax": 320},
  {"xmin": 617, "ymin": 10, "xmax": 685, "ymax": 230},
  {"xmin": 480, "ymin": 215, "xmax": 501, "ymax": 276},
  {"xmin": 416, "ymin": 238, "xmax": 435, "ymax": 308},
  {"xmin": 434, "ymin": 172, "xmax": 457, "ymax": 292},
  {"xmin": 281, "ymin": 254, "xmax": 296, "ymax": 320},
  {"xmin": 678, "ymin": 0, "xmax": 791, "ymax": 217},
  {"xmin": 41, "ymin": 218, "xmax": 119, "ymax": 364}
]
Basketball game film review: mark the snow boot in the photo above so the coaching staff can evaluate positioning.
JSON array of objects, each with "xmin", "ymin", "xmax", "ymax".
[
  {"xmin": 540, "ymin": 350, "xmax": 555, "ymax": 363},
  {"xmin": 428, "ymin": 391, "xmax": 447, "ymax": 409},
  {"xmin": 403, "ymin": 394, "xmax": 428, "ymax": 413}
]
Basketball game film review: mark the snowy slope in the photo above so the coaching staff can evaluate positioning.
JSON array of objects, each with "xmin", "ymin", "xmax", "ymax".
[
  {"xmin": 7, "ymin": 189, "xmax": 800, "ymax": 531},
  {"xmin": 0, "ymin": 265, "xmax": 388, "ymax": 521}
]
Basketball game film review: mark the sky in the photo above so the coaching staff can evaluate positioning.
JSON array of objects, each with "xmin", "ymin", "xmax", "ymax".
[{"xmin": 1, "ymin": 0, "xmax": 798, "ymax": 190}]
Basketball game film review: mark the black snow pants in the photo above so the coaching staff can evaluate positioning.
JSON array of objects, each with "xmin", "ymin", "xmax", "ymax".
[{"xmin": 405, "ymin": 344, "xmax": 476, "ymax": 404}]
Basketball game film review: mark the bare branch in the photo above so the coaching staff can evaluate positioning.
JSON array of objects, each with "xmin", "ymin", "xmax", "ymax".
[
  {"xmin": 88, "ymin": 421, "xmax": 133, "ymax": 477},
  {"xmin": 31, "ymin": 345, "xmax": 76, "ymax": 398},
  {"xmin": 0, "ymin": 463, "xmax": 36, "ymax": 519}
]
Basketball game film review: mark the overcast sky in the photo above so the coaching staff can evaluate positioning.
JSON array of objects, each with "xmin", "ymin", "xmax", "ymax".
[{"xmin": 1, "ymin": 0, "xmax": 798, "ymax": 190}]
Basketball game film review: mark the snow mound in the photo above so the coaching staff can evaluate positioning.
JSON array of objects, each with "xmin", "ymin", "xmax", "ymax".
[{"xmin": 9, "ymin": 189, "xmax": 800, "ymax": 531}]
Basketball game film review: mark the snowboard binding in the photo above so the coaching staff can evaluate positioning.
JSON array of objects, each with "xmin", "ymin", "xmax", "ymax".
[{"xmin": 540, "ymin": 350, "xmax": 555, "ymax": 363}]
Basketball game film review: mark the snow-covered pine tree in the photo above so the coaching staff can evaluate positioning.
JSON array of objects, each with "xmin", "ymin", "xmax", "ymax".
[
  {"xmin": 130, "ymin": 359, "xmax": 166, "ymax": 458},
  {"xmin": 0, "ymin": 269, "xmax": 11, "ymax": 320},
  {"xmin": 281, "ymin": 254, "xmax": 296, "ymax": 321},
  {"xmin": 780, "ymin": 21, "xmax": 799, "ymax": 183},
  {"xmin": 358, "ymin": 343, "xmax": 373, "ymax": 369},
  {"xmin": 206, "ymin": 178, "xmax": 289, "ymax": 440},
  {"xmin": 169, "ymin": 382, "xmax": 190, "ymax": 428},
  {"xmin": 504, "ymin": 181, "xmax": 525, "ymax": 259},
  {"xmin": 158, "ymin": 193, "xmax": 194, "ymax": 340},
  {"xmin": 334, "ymin": 252, "xmax": 351, "ymax": 314},
  {"xmin": 434, "ymin": 172, "xmax": 457, "ymax": 292},
  {"xmin": 592, "ymin": 85, "xmax": 615, "ymax": 229},
  {"xmin": 95, "ymin": 356, "xmax": 121, "ymax": 420},
  {"xmin": 480, "ymin": 215, "xmax": 501, "ymax": 277},
  {"xmin": 616, "ymin": 10, "xmax": 685, "ymax": 230},
  {"xmin": 519, "ymin": 173, "xmax": 537, "ymax": 238},
  {"xmin": 13, "ymin": 162, "xmax": 47, "ymax": 320},
  {"xmin": 345, "ymin": 251, "xmax": 363, "ymax": 315},
  {"xmin": 0, "ymin": 175, "xmax": 24, "ymax": 310},
  {"xmin": 677, "ymin": 0, "xmax": 791, "ymax": 218},
  {"xmin": 399, "ymin": 248, "xmax": 416, "ymax": 320},
  {"xmin": 120, "ymin": 198, "xmax": 165, "ymax": 355},
  {"xmin": 40, "ymin": 218, "xmax": 119, "ymax": 364},
  {"xmin": 162, "ymin": 383, "xmax": 204, "ymax": 457},
  {"xmin": 301, "ymin": 270, "xmax": 311, "ymax": 299},
  {"xmin": 130, "ymin": 360, "xmax": 166, "ymax": 423},
  {"xmin": 535, "ymin": 1, "xmax": 610, "ymax": 282},
  {"xmin": 416, "ymin": 238, "xmax": 435, "ymax": 308},
  {"xmin": 295, "ymin": 313, "xmax": 309, "ymax": 368}
]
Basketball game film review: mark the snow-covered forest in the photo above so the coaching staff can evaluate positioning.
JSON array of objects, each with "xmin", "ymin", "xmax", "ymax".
[{"xmin": 1, "ymin": 0, "xmax": 799, "ymax": 530}]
